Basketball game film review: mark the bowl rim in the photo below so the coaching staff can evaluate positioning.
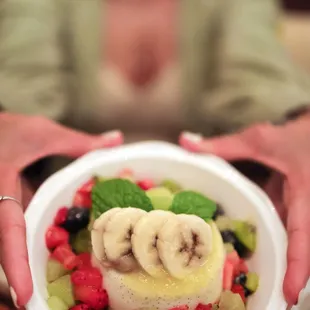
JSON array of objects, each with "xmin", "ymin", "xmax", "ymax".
[{"xmin": 25, "ymin": 141, "xmax": 288, "ymax": 310}]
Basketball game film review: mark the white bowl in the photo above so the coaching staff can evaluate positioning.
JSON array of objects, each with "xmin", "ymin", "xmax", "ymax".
[{"xmin": 25, "ymin": 141, "xmax": 287, "ymax": 310}]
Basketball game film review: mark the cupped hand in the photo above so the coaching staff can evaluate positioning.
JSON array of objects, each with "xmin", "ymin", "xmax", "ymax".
[
  {"xmin": 179, "ymin": 115, "xmax": 310, "ymax": 306},
  {"xmin": 0, "ymin": 113, "xmax": 123, "ymax": 307}
]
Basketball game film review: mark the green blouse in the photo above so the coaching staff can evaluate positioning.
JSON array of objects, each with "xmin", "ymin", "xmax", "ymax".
[{"xmin": 0, "ymin": 0, "xmax": 310, "ymax": 136}]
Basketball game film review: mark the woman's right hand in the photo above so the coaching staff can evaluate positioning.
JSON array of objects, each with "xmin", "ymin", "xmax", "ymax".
[{"xmin": 0, "ymin": 113, "xmax": 123, "ymax": 308}]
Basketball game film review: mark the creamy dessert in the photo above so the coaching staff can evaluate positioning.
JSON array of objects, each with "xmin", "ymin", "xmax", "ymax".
[
  {"xmin": 44, "ymin": 169, "xmax": 259, "ymax": 310},
  {"xmin": 91, "ymin": 208, "xmax": 225, "ymax": 309}
]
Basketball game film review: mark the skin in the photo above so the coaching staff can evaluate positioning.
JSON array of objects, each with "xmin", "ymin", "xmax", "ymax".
[
  {"xmin": 0, "ymin": 113, "xmax": 123, "ymax": 307},
  {"xmin": 180, "ymin": 113, "xmax": 310, "ymax": 306},
  {"xmin": 105, "ymin": 0, "xmax": 177, "ymax": 87}
]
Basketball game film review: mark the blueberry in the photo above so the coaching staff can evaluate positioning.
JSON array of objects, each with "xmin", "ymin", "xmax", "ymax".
[
  {"xmin": 62, "ymin": 207, "xmax": 90, "ymax": 233},
  {"xmin": 212, "ymin": 204, "xmax": 225, "ymax": 220},
  {"xmin": 221, "ymin": 230, "xmax": 250, "ymax": 258},
  {"xmin": 233, "ymin": 239, "xmax": 250, "ymax": 258},
  {"xmin": 244, "ymin": 287, "xmax": 252, "ymax": 297},
  {"xmin": 234, "ymin": 272, "xmax": 247, "ymax": 286},
  {"xmin": 221, "ymin": 230, "xmax": 236, "ymax": 244}
]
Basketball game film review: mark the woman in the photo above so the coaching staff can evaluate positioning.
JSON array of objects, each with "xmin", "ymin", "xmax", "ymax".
[{"xmin": 0, "ymin": 0, "xmax": 310, "ymax": 308}]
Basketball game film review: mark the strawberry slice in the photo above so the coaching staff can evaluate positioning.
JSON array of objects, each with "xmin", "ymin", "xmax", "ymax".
[
  {"xmin": 223, "ymin": 259, "xmax": 234, "ymax": 290},
  {"xmin": 169, "ymin": 306, "xmax": 189, "ymax": 310},
  {"xmin": 231, "ymin": 284, "xmax": 246, "ymax": 303},
  {"xmin": 137, "ymin": 179, "xmax": 155, "ymax": 191},
  {"xmin": 74, "ymin": 286, "xmax": 109, "ymax": 310},
  {"xmin": 45, "ymin": 226, "xmax": 69, "ymax": 250},
  {"xmin": 52, "ymin": 244, "xmax": 79, "ymax": 270},
  {"xmin": 70, "ymin": 305, "xmax": 91, "ymax": 310},
  {"xmin": 77, "ymin": 178, "xmax": 96, "ymax": 194},
  {"xmin": 77, "ymin": 253, "xmax": 92, "ymax": 269},
  {"xmin": 73, "ymin": 192, "xmax": 92, "ymax": 208},
  {"xmin": 71, "ymin": 268, "xmax": 102, "ymax": 288},
  {"xmin": 195, "ymin": 304, "xmax": 213, "ymax": 310},
  {"xmin": 54, "ymin": 207, "xmax": 68, "ymax": 226}
]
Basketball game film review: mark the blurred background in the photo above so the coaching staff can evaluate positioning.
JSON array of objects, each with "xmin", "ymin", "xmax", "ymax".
[{"xmin": 282, "ymin": 0, "xmax": 310, "ymax": 73}]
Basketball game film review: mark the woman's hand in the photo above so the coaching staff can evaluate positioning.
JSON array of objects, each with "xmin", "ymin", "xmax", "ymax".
[
  {"xmin": 179, "ymin": 115, "xmax": 310, "ymax": 306},
  {"xmin": 0, "ymin": 113, "xmax": 123, "ymax": 307}
]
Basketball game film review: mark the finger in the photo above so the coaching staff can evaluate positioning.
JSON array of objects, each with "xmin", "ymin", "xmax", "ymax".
[
  {"xmin": 0, "ymin": 166, "xmax": 32, "ymax": 307},
  {"xmin": 283, "ymin": 185, "xmax": 310, "ymax": 305},
  {"xmin": 20, "ymin": 129, "xmax": 124, "ymax": 169}
]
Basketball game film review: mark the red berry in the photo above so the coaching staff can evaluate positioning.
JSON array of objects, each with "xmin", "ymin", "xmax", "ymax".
[
  {"xmin": 70, "ymin": 305, "xmax": 91, "ymax": 310},
  {"xmin": 71, "ymin": 268, "xmax": 102, "ymax": 288},
  {"xmin": 54, "ymin": 207, "xmax": 68, "ymax": 226},
  {"xmin": 74, "ymin": 286, "xmax": 109, "ymax": 310},
  {"xmin": 45, "ymin": 226, "xmax": 69, "ymax": 250},
  {"xmin": 231, "ymin": 284, "xmax": 246, "ymax": 303},
  {"xmin": 77, "ymin": 179, "xmax": 96, "ymax": 194},
  {"xmin": 137, "ymin": 179, "xmax": 155, "ymax": 191},
  {"xmin": 52, "ymin": 244, "xmax": 79, "ymax": 270},
  {"xmin": 73, "ymin": 192, "xmax": 92, "ymax": 208},
  {"xmin": 169, "ymin": 306, "xmax": 189, "ymax": 310},
  {"xmin": 77, "ymin": 253, "xmax": 92, "ymax": 269},
  {"xmin": 195, "ymin": 304, "xmax": 213, "ymax": 310}
]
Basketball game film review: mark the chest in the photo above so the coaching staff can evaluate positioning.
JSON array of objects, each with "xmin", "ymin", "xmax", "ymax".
[
  {"xmin": 66, "ymin": 0, "xmax": 216, "ymax": 131},
  {"xmin": 105, "ymin": 1, "xmax": 179, "ymax": 87}
]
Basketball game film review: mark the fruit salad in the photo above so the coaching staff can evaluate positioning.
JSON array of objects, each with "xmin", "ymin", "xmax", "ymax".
[{"xmin": 45, "ymin": 169, "xmax": 259, "ymax": 310}]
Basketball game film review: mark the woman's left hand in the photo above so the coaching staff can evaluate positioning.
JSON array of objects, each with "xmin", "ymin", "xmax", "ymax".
[{"xmin": 179, "ymin": 115, "xmax": 310, "ymax": 306}]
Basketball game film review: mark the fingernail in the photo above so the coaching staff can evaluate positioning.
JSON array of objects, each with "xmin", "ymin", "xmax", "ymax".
[
  {"xmin": 100, "ymin": 130, "xmax": 122, "ymax": 140},
  {"xmin": 179, "ymin": 131, "xmax": 204, "ymax": 152},
  {"xmin": 94, "ymin": 130, "xmax": 123, "ymax": 148},
  {"xmin": 182, "ymin": 131, "xmax": 203, "ymax": 144},
  {"xmin": 10, "ymin": 286, "xmax": 19, "ymax": 308}
]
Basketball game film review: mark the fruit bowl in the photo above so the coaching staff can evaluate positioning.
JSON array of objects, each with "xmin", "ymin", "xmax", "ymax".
[{"xmin": 25, "ymin": 141, "xmax": 287, "ymax": 310}]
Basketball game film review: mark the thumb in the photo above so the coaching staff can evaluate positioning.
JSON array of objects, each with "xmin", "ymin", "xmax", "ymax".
[
  {"xmin": 179, "ymin": 128, "xmax": 287, "ymax": 174},
  {"xmin": 48, "ymin": 129, "xmax": 124, "ymax": 158},
  {"xmin": 179, "ymin": 131, "xmax": 254, "ymax": 160},
  {"xmin": 20, "ymin": 129, "xmax": 124, "ymax": 169}
]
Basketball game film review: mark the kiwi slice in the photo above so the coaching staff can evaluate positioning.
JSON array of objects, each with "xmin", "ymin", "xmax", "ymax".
[
  {"xmin": 146, "ymin": 187, "xmax": 174, "ymax": 211},
  {"xmin": 233, "ymin": 220, "xmax": 257, "ymax": 252},
  {"xmin": 46, "ymin": 258, "xmax": 69, "ymax": 283},
  {"xmin": 245, "ymin": 272, "xmax": 259, "ymax": 293},
  {"xmin": 160, "ymin": 179, "xmax": 182, "ymax": 193},
  {"xmin": 47, "ymin": 275, "xmax": 75, "ymax": 307},
  {"xmin": 215, "ymin": 216, "xmax": 233, "ymax": 231},
  {"xmin": 47, "ymin": 296, "xmax": 69, "ymax": 310},
  {"xmin": 219, "ymin": 291, "xmax": 246, "ymax": 310},
  {"xmin": 72, "ymin": 229, "xmax": 91, "ymax": 254}
]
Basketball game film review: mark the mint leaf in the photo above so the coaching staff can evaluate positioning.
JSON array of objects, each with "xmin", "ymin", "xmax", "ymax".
[
  {"xmin": 169, "ymin": 191, "xmax": 217, "ymax": 220},
  {"xmin": 91, "ymin": 178, "xmax": 153, "ymax": 218}
]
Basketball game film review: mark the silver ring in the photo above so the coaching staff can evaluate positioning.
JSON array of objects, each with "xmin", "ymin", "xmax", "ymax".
[{"xmin": 0, "ymin": 196, "xmax": 22, "ymax": 206}]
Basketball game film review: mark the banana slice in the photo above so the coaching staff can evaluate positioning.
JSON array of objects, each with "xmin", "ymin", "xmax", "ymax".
[
  {"xmin": 91, "ymin": 207, "xmax": 122, "ymax": 265},
  {"xmin": 103, "ymin": 207, "xmax": 147, "ymax": 272},
  {"xmin": 157, "ymin": 214, "xmax": 212, "ymax": 279},
  {"xmin": 131, "ymin": 210, "xmax": 175, "ymax": 277}
]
